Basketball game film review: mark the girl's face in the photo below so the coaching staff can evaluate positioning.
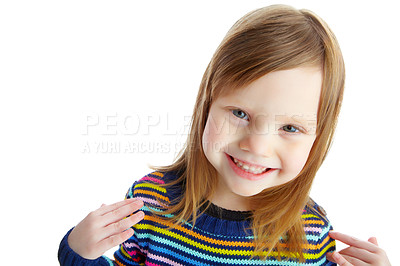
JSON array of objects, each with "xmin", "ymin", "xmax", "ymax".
[{"xmin": 202, "ymin": 67, "xmax": 322, "ymax": 210}]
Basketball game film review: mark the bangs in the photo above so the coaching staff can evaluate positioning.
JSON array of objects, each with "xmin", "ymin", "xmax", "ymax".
[{"xmin": 210, "ymin": 6, "xmax": 325, "ymax": 100}]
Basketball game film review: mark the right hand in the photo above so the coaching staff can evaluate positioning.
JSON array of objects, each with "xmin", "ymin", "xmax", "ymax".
[{"xmin": 67, "ymin": 198, "xmax": 145, "ymax": 260}]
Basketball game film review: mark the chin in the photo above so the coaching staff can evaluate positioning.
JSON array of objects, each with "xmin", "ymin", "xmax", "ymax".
[{"xmin": 232, "ymin": 186, "xmax": 266, "ymax": 197}]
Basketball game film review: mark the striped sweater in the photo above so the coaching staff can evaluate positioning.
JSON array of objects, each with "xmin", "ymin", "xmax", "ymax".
[{"xmin": 58, "ymin": 171, "xmax": 336, "ymax": 265}]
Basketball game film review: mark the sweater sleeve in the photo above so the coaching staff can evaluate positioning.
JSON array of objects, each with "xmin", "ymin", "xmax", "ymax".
[
  {"xmin": 58, "ymin": 181, "xmax": 147, "ymax": 266},
  {"xmin": 58, "ymin": 228, "xmax": 116, "ymax": 266}
]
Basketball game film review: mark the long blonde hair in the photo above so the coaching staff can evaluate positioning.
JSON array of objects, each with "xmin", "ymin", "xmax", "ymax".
[{"xmin": 150, "ymin": 4, "xmax": 345, "ymax": 262}]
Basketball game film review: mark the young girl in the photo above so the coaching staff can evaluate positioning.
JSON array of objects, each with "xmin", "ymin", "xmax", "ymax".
[{"xmin": 58, "ymin": 5, "xmax": 391, "ymax": 265}]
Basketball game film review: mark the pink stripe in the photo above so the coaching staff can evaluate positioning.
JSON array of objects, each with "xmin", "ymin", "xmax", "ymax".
[
  {"xmin": 304, "ymin": 227, "xmax": 322, "ymax": 233},
  {"xmin": 135, "ymin": 197, "xmax": 163, "ymax": 207},
  {"xmin": 140, "ymin": 176, "xmax": 165, "ymax": 184},
  {"xmin": 124, "ymin": 242, "xmax": 139, "ymax": 249},
  {"xmin": 124, "ymin": 242, "xmax": 148, "ymax": 255},
  {"xmin": 126, "ymin": 249, "xmax": 139, "ymax": 256},
  {"xmin": 146, "ymin": 253, "xmax": 183, "ymax": 266}
]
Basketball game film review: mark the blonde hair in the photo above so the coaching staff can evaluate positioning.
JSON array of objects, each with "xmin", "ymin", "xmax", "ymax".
[{"xmin": 150, "ymin": 4, "xmax": 345, "ymax": 262}]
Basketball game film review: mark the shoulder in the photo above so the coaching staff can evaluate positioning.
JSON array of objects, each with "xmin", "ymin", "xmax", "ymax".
[
  {"xmin": 304, "ymin": 198, "xmax": 330, "ymax": 223},
  {"xmin": 302, "ymin": 197, "xmax": 335, "ymax": 243},
  {"xmin": 302, "ymin": 197, "xmax": 333, "ymax": 229},
  {"xmin": 125, "ymin": 170, "xmax": 183, "ymax": 207}
]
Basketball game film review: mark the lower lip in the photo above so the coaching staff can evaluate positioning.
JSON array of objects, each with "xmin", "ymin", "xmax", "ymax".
[{"xmin": 225, "ymin": 153, "xmax": 276, "ymax": 181}]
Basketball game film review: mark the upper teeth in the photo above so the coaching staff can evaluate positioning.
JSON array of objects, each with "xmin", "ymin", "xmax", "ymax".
[{"xmin": 233, "ymin": 157, "xmax": 268, "ymax": 174}]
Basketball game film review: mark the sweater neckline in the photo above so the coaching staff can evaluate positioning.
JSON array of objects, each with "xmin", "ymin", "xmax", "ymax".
[{"xmin": 200, "ymin": 201, "xmax": 252, "ymax": 221}]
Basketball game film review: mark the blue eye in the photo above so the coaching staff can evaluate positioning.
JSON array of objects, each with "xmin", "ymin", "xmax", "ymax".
[
  {"xmin": 282, "ymin": 125, "xmax": 299, "ymax": 133},
  {"xmin": 232, "ymin": 109, "xmax": 249, "ymax": 120}
]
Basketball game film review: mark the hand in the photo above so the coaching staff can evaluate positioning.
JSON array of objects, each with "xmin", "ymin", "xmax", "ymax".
[
  {"xmin": 67, "ymin": 198, "xmax": 144, "ymax": 260},
  {"xmin": 326, "ymin": 231, "xmax": 391, "ymax": 265}
]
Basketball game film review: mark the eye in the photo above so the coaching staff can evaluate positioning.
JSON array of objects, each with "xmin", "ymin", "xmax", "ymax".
[
  {"xmin": 231, "ymin": 109, "xmax": 249, "ymax": 120},
  {"xmin": 282, "ymin": 125, "xmax": 300, "ymax": 133}
]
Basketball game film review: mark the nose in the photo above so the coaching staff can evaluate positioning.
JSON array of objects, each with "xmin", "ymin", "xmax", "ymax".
[{"xmin": 239, "ymin": 131, "xmax": 276, "ymax": 158}]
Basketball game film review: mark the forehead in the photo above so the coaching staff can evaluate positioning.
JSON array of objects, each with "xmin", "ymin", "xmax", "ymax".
[{"xmin": 216, "ymin": 67, "xmax": 322, "ymax": 119}]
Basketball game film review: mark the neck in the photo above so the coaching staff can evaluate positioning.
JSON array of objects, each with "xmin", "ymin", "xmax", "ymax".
[{"xmin": 210, "ymin": 191, "xmax": 250, "ymax": 211}]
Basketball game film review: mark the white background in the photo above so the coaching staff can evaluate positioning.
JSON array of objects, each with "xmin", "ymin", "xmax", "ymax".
[{"xmin": 1, "ymin": 0, "xmax": 399, "ymax": 265}]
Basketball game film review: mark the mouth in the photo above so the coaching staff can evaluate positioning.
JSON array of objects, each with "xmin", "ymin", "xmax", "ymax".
[
  {"xmin": 226, "ymin": 153, "xmax": 276, "ymax": 180},
  {"xmin": 229, "ymin": 155, "xmax": 270, "ymax": 174}
]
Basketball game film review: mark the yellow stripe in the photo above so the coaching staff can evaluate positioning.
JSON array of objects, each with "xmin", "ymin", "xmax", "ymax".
[
  {"xmin": 135, "ymin": 222, "xmax": 325, "ymax": 258},
  {"xmin": 136, "ymin": 222, "xmax": 264, "ymax": 256},
  {"xmin": 143, "ymin": 215, "xmax": 254, "ymax": 247},
  {"xmin": 118, "ymin": 245, "xmax": 146, "ymax": 265},
  {"xmin": 301, "ymin": 214, "xmax": 321, "ymax": 220},
  {"xmin": 134, "ymin": 183, "xmax": 166, "ymax": 194},
  {"xmin": 135, "ymin": 213, "xmax": 334, "ymax": 259},
  {"xmin": 120, "ymin": 244, "xmax": 131, "ymax": 258}
]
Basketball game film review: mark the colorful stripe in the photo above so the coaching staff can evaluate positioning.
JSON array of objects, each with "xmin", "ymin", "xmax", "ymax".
[{"xmin": 112, "ymin": 171, "xmax": 336, "ymax": 265}]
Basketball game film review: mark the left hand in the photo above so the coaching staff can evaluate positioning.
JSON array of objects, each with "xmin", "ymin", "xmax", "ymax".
[{"xmin": 326, "ymin": 231, "xmax": 391, "ymax": 265}]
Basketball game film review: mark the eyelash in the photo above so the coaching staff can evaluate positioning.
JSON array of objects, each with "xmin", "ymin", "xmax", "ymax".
[
  {"xmin": 281, "ymin": 125, "xmax": 300, "ymax": 133},
  {"xmin": 230, "ymin": 109, "xmax": 303, "ymax": 134},
  {"xmin": 231, "ymin": 109, "xmax": 249, "ymax": 121}
]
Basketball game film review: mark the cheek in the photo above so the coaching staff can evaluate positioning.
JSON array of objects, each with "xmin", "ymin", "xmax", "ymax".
[
  {"xmin": 202, "ymin": 115, "xmax": 229, "ymax": 154},
  {"xmin": 281, "ymin": 137, "xmax": 315, "ymax": 176},
  {"xmin": 289, "ymin": 151, "xmax": 309, "ymax": 174},
  {"xmin": 202, "ymin": 122, "xmax": 214, "ymax": 155}
]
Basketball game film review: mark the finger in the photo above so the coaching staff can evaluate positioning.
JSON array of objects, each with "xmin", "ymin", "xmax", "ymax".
[
  {"xmin": 98, "ymin": 210, "xmax": 144, "ymax": 245},
  {"xmin": 326, "ymin": 252, "xmax": 335, "ymax": 263},
  {"xmin": 104, "ymin": 210, "xmax": 145, "ymax": 236},
  {"xmin": 338, "ymin": 246, "xmax": 376, "ymax": 263},
  {"xmin": 329, "ymin": 231, "xmax": 378, "ymax": 253},
  {"xmin": 96, "ymin": 198, "xmax": 138, "ymax": 216},
  {"xmin": 327, "ymin": 252, "xmax": 358, "ymax": 265},
  {"xmin": 96, "ymin": 227, "xmax": 135, "ymax": 255},
  {"xmin": 368, "ymin": 236, "xmax": 378, "ymax": 246},
  {"xmin": 331, "ymin": 251, "xmax": 354, "ymax": 266},
  {"xmin": 102, "ymin": 200, "xmax": 144, "ymax": 226},
  {"xmin": 338, "ymin": 253, "xmax": 367, "ymax": 265}
]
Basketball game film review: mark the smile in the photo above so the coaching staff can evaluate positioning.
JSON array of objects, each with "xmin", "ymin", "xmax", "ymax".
[
  {"xmin": 232, "ymin": 157, "xmax": 268, "ymax": 174},
  {"xmin": 225, "ymin": 153, "xmax": 276, "ymax": 181}
]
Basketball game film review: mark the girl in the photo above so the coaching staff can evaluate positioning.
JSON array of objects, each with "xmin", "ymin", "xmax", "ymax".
[{"xmin": 58, "ymin": 5, "xmax": 391, "ymax": 265}]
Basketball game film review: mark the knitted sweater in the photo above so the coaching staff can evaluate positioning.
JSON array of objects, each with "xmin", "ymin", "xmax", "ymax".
[{"xmin": 58, "ymin": 171, "xmax": 336, "ymax": 265}]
